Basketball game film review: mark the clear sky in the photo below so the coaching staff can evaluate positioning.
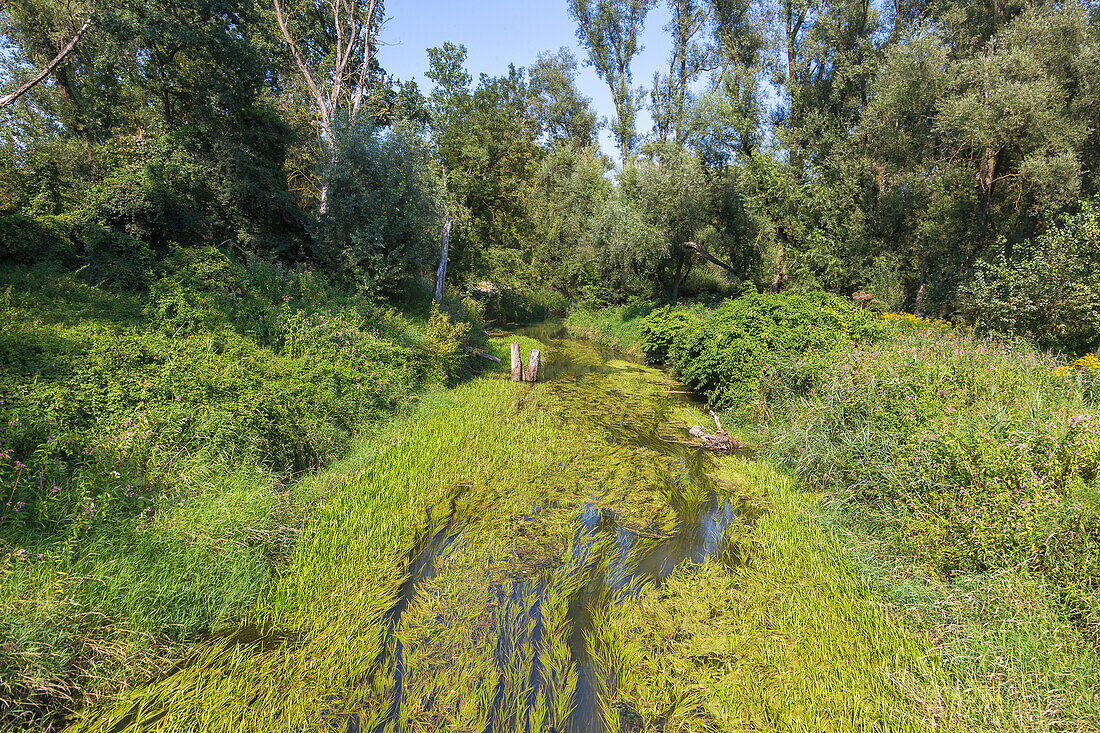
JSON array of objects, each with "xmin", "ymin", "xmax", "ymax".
[{"xmin": 375, "ymin": 0, "xmax": 677, "ymax": 159}]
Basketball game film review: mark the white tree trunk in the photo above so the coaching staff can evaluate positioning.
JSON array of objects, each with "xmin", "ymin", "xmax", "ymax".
[{"xmin": 434, "ymin": 214, "xmax": 453, "ymax": 304}]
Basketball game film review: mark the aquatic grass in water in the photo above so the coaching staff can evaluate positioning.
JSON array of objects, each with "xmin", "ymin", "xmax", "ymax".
[
  {"xmin": 66, "ymin": 326, "xmax": 1025, "ymax": 733},
  {"xmin": 67, "ymin": 331, "xmax": 759, "ymax": 732}
]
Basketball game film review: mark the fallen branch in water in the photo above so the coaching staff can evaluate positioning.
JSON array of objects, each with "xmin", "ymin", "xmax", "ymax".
[
  {"xmin": 465, "ymin": 346, "xmax": 501, "ymax": 363},
  {"xmin": 688, "ymin": 410, "xmax": 746, "ymax": 453}
]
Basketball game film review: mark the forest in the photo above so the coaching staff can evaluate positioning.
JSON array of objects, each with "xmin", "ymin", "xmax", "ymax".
[{"xmin": 1, "ymin": 0, "xmax": 1100, "ymax": 730}]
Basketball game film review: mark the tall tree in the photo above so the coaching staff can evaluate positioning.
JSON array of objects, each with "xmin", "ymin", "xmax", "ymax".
[
  {"xmin": 529, "ymin": 49, "xmax": 599, "ymax": 150},
  {"xmin": 651, "ymin": 0, "xmax": 713, "ymax": 145},
  {"xmin": 567, "ymin": 0, "xmax": 657, "ymax": 166},
  {"xmin": 271, "ymin": 0, "xmax": 383, "ymax": 211}
]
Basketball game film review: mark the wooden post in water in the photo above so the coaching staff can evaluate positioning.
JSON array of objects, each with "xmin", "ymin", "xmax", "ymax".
[
  {"xmin": 510, "ymin": 342, "xmax": 524, "ymax": 382},
  {"xmin": 525, "ymin": 349, "xmax": 540, "ymax": 383}
]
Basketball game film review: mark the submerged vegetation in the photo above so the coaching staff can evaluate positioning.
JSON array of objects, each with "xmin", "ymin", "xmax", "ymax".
[
  {"xmin": 2, "ymin": 0, "xmax": 1100, "ymax": 728},
  {"xmin": 569, "ymin": 298, "xmax": 1100, "ymax": 728}
]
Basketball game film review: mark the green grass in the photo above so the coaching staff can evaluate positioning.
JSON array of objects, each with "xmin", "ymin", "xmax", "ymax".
[
  {"xmin": 565, "ymin": 298, "xmax": 1100, "ymax": 731},
  {"xmin": 67, "ymin": 358, "xmax": 569, "ymax": 731},
  {"xmin": 564, "ymin": 303, "xmax": 656, "ymax": 356},
  {"xmin": 0, "ymin": 253, "xmax": 477, "ymax": 730}
]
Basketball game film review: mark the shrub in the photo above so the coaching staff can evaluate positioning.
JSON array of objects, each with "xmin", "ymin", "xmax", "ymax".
[
  {"xmin": 640, "ymin": 289, "xmax": 885, "ymax": 408},
  {"xmin": 422, "ymin": 306, "xmax": 472, "ymax": 383},
  {"xmin": 83, "ymin": 224, "xmax": 154, "ymax": 290},
  {"xmin": 0, "ymin": 214, "xmax": 82, "ymax": 266},
  {"xmin": 316, "ymin": 124, "xmax": 444, "ymax": 296},
  {"xmin": 763, "ymin": 325, "xmax": 1100, "ymax": 632},
  {"xmin": 963, "ymin": 198, "xmax": 1100, "ymax": 355}
]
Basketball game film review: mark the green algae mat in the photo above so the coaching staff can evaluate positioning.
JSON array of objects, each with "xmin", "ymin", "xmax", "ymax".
[{"xmin": 69, "ymin": 330, "xmax": 988, "ymax": 733}]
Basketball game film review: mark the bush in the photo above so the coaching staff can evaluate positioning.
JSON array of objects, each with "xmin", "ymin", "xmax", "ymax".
[
  {"xmin": 640, "ymin": 289, "xmax": 884, "ymax": 408},
  {"xmin": 84, "ymin": 224, "xmax": 154, "ymax": 290},
  {"xmin": 316, "ymin": 124, "xmax": 444, "ymax": 296},
  {"xmin": 963, "ymin": 198, "xmax": 1100, "ymax": 355},
  {"xmin": 0, "ymin": 214, "xmax": 82, "ymax": 266},
  {"xmin": 422, "ymin": 305, "xmax": 472, "ymax": 383}
]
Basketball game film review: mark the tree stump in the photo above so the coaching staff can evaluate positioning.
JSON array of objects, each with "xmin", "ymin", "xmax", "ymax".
[
  {"xmin": 510, "ymin": 342, "xmax": 524, "ymax": 382},
  {"xmin": 525, "ymin": 349, "xmax": 540, "ymax": 383}
]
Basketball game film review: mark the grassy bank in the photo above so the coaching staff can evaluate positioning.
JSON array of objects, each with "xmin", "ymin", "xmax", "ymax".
[
  {"xmin": 563, "ymin": 302, "xmax": 655, "ymax": 356},
  {"xmin": 67, "ymin": 331, "xmax": 1015, "ymax": 733},
  {"xmin": 567, "ymin": 299, "xmax": 1100, "ymax": 729},
  {"xmin": 0, "ymin": 252, "xmax": 476, "ymax": 730}
]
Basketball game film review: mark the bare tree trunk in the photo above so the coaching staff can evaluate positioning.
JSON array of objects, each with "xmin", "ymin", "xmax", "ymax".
[
  {"xmin": 0, "ymin": 2, "xmax": 96, "ymax": 109},
  {"xmin": 525, "ymin": 349, "xmax": 541, "ymax": 383},
  {"xmin": 977, "ymin": 144, "xmax": 1000, "ymax": 233},
  {"xmin": 685, "ymin": 241, "xmax": 738, "ymax": 276},
  {"xmin": 914, "ymin": 259, "xmax": 928, "ymax": 316},
  {"xmin": 771, "ymin": 242, "xmax": 788, "ymax": 293},
  {"xmin": 434, "ymin": 214, "xmax": 453, "ymax": 304}
]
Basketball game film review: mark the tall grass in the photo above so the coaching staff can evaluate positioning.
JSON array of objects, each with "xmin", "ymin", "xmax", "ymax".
[
  {"xmin": 0, "ymin": 252, "xmax": 475, "ymax": 729},
  {"xmin": 563, "ymin": 303, "xmax": 657, "ymax": 356}
]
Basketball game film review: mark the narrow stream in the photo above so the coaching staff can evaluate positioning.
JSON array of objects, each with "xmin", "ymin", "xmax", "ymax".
[{"xmin": 352, "ymin": 325, "xmax": 751, "ymax": 733}]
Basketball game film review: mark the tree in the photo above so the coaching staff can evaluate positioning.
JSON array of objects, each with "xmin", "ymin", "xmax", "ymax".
[
  {"xmin": 271, "ymin": 0, "xmax": 384, "ymax": 211},
  {"xmin": 651, "ymin": 0, "xmax": 714, "ymax": 146},
  {"xmin": 529, "ymin": 49, "xmax": 599, "ymax": 150},
  {"xmin": 315, "ymin": 123, "xmax": 444, "ymax": 295},
  {"xmin": 567, "ymin": 0, "xmax": 657, "ymax": 166},
  {"xmin": 426, "ymin": 44, "xmax": 543, "ymax": 289},
  {"xmin": 0, "ymin": 0, "xmax": 95, "ymax": 108}
]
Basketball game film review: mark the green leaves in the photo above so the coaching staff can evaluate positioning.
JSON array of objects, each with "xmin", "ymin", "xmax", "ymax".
[
  {"xmin": 963, "ymin": 198, "xmax": 1100, "ymax": 355},
  {"xmin": 639, "ymin": 289, "xmax": 883, "ymax": 408}
]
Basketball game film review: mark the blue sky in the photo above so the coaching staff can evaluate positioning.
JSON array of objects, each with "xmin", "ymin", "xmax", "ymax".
[{"xmin": 375, "ymin": 0, "xmax": 677, "ymax": 158}]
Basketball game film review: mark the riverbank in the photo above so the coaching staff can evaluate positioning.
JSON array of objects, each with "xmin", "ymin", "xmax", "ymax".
[
  {"xmin": 0, "ymin": 253, "xmax": 478, "ymax": 730},
  {"xmin": 567, "ymin": 301, "xmax": 1100, "ymax": 730},
  {"xmin": 65, "ymin": 325, "xmax": 1054, "ymax": 732}
]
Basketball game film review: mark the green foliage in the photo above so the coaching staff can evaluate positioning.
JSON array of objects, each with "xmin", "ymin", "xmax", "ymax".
[
  {"xmin": 0, "ymin": 214, "xmax": 82, "ymax": 266},
  {"xmin": 564, "ymin": 302, "xmax": 656, "ymax": 355},
  {"xmin": 84, "ymin": 223, "xmax": 154, "ymax": 290},
  {"xmin": 764, "ymin": 324, "xmax": 1100, "ymax": 634},
  {"xmin": 316, "ymin": 124, "xmax": 444, "ymax": 296},
  {"xmin": 639, "ymin": 289, "xmax": 884, "ymax": 407},
  {"xmin": 0, "ymin": 250, "xmax": 469, "ymax": 725},
  {"xmin": 422, "ymin": 306, "xmax": 471, "ymax": 383},
  {"xmin": 963, "ymin": 199, "xmax": 1100, "ymax": 354}
]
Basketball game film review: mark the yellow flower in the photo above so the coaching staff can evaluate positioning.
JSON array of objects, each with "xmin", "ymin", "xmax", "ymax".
[
  {"xmin": 881, "ymin": 312, "xmax": 952, "ymax": 329},
  {"xmin": 1056, "ymin": 353, "xmax": 1100, "ymax": 378}
]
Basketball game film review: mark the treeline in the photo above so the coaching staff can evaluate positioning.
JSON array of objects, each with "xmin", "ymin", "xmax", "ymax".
[{"xmin": 1, "ymin": 0, "xmax": 1099, "ymax": 323}]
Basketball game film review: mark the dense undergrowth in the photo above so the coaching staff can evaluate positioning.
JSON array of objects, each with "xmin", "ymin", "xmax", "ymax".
[
  {"xmin": 567, "ymin": 295, "xmax": 1100, "ymax": 727},
  {"xmin": 0, "ymin": 250, "xmax": 479, "ymax": 730}
]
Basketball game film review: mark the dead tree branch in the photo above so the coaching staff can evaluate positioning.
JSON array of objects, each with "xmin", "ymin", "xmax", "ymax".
[{"xmin": 0, "ymin": 1, "xmax": 96, "ymax": 109}]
